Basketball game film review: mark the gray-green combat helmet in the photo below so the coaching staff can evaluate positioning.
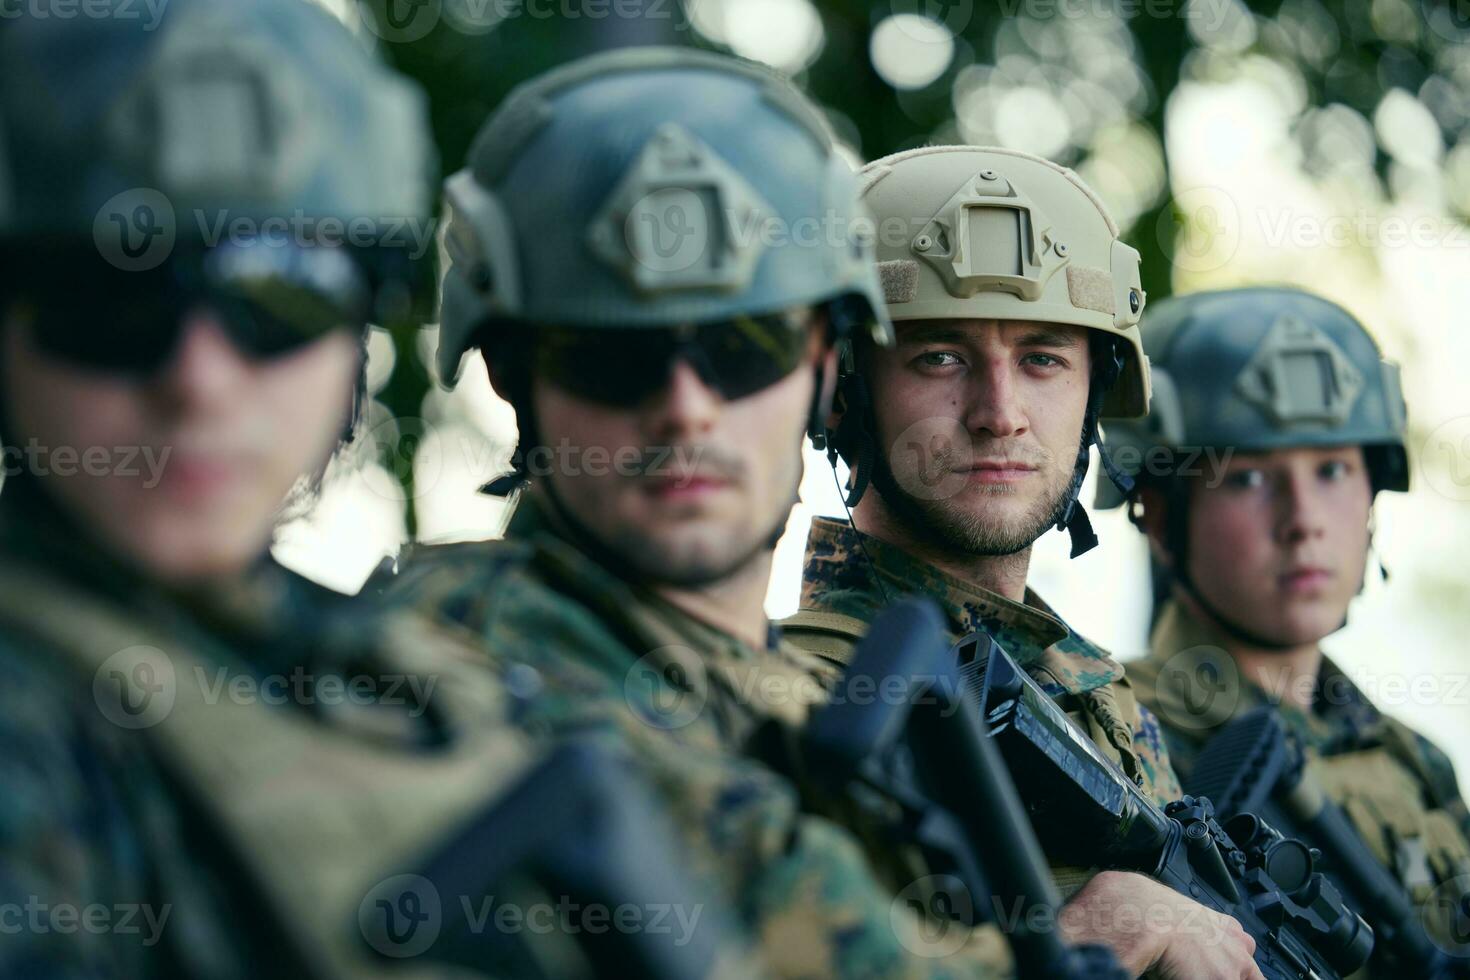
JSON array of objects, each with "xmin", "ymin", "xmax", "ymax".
[
  {"xmin": 832, "ymin": 146, "xmax": 1151, "ymax": 556},
  {"xmin": 0, "ymin": 0, "xmax": 436, "ymax": 320},
  {"xmin": 437, "ymin": 46, "xmax": 891, "ymax": 388},
  {"xmin": 1095, "ymin": 286, "xmax": 1409, "ymax": 511}
]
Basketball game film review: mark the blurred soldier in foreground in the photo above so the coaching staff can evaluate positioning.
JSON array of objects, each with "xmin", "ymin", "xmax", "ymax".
[
  {"xmin": 781, "ymin": 146, "xmax": 1263, "ymax": 978},
  {"xmin": 375, "ymin": 47, "xmax": 1018, "ymax": 977},
  {"xmin": 1098, "ymin": 286, "xmax": 1470, "ymax": 969},
  {"xmin": 0, "ymin": 6, "xmax": 758, "ymax": 978}
]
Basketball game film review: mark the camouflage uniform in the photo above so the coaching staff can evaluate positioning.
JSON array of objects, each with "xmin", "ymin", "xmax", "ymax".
[
  {"xmin": 0, "ymin": 5, "xmax": 765, "ymax": 979},
  {"xmin": 374, "ymin": 494, "xmax": 1014, "ymax": 979},
  {"xmin": 0, "ymin": 486, "xmax": 528, "ymax": 980},
  {"xmin": 403, "ymin": 44, "xmax": 1029, "ymax": 978},
  {"xmin": 1130, "ymin": 598, "xmax": 1470, "ymax": 957},
  {"xmin": 1096, "ymin": 286, "xmax": 1470, "ymax": 969},
  {"xmin": 785, "ymin": 517, "xmax": 1182, "ymax": 900}
]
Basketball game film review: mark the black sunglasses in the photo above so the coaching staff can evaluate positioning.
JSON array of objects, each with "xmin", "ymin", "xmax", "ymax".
[
  {"xmin": 532, "ymin": 311, "xmax": 818, "ymax": 408},
  {"xmin": 12, "ymin": 239, "xmax": 373, "ymax": 375}
]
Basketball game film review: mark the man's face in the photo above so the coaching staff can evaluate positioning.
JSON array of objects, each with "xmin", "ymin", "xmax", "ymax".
[
  {"xmin": 529, "ymin": 325, "xmax": 828, "ymax": 587},
  {"xmin": 2, "ymin": 308, "xmax": 359, "ymax": 583},
  {"xmin": 1183, "ymin": 445, "xmax": 1372, "ymax": 646},
  {"xmin": 857, "ymin": 318, "xmax": 1091, "ymax": 555}
]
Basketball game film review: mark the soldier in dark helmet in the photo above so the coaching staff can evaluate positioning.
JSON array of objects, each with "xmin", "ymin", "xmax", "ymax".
[
  {"xmin": 375, "ymin": 46, "xmax": 1020, "ymax": 978},
  {"xmin": 0, "ymin": 4, "xmax": 746, "ymax": 978},
  {"xmin": 1098, "ymin": 285, "xmax": 1470, "ymax": 969}
]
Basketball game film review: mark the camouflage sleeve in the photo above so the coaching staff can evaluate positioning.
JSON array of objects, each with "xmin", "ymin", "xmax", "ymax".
[
  {"xmin": 463, "ymin": 573, "xmax": 1015, "ymax": 979},
  {"xmin": 1132, "ymin": 701, "xmax": 1185, "ymax": 805},
  {"xmin": 0, "ymin": 647, "xmax": 158, "ymax": 979}
]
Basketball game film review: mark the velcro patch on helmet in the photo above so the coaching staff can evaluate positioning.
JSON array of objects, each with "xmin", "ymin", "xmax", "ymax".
[
  {"xmin": 878, "ymin": 259, "xmax": 920, "ymax": 304},
  {"xmin": 586, "ymin": 123, "xmax": 772, "ymax": 295},
  {"xmin": 1235, "ymin": 314, "xmax": 1366, "ymax": 426},
  {"xmin": 1066, "ymin": 266, "xmax": 1115, "ymax": 316},
  {"xmin": 111, "ymin": 28, "xmax": 305, "ymax": 202},
  {"xmin": 913, "ymin": 165, "xmax": 1067, "ymax": 302}
]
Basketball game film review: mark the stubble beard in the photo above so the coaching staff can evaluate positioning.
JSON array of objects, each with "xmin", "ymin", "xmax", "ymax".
[
  {"xmin": 870, "ymin": 441, "xmax": 1076, "ymax": 558},
  {"xmin": 602, "ymin": 450, "xmax": 801, "ymax": 589}
]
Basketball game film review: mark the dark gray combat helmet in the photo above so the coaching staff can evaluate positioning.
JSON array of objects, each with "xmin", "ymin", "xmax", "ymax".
[
  {"xmin": 0, "ymin": 0, "xmax": 436, "ymax": 318},
  {"xmin": 437, "ymin": 45, "xmax": 892, "ymax": 386},
  {"xmin": 1096, "ymin": 286, "xmax": 1410, "ymax": 510}
]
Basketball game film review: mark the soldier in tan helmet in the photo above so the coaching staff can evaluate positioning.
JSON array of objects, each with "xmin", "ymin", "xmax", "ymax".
[{"xmin": 783, "ymin": 146, "xmax": 1264, "ymax": 979}]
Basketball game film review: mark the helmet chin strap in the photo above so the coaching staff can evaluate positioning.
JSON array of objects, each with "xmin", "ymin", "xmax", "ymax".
[{"xmin": 1054, "ymin": 335, "xmax": 1135, "ymax": 559}]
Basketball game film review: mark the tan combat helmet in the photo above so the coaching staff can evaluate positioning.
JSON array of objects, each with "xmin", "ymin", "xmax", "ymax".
[
  {"xmin": 860, "ymin": 146, "xmax": 1149, "ymax": 418},
  {"xmin": 830, "ymin": 146, "xmax": 1152, "ymax": 556}
]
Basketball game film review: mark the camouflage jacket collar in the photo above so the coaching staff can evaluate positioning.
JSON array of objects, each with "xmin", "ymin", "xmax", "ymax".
[
  {"xmin": 1144, "ymin": 599, "xmax": 1385, "ymax": 754},
  {"xmin": 507, "ymin": 493, "xmax": 823, "ymax": 729},
  {"xmin": 799, "ymin": 517, "xmax": 1123, "ymax": 696}
]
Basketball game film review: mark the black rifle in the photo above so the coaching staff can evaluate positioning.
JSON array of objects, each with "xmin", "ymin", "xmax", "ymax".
[
  {"xmin": 1187, "ymin": 706, "xmax": 1469, "ymax": 978},
  {"xmin": 796, "ymin": 597, "xmax": 1128, "ymax": 979},
  {"xmin": 364, "ymin": 741, "xmax": 751, "ymax": 980},
  {"xmin": 965, "ymin": 632, "xmax": 1374, "ymax": 980}
]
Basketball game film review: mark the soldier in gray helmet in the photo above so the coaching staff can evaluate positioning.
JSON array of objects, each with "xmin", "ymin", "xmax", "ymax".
[
  {"xmin": 1097, "ymin": 285, "xmax": 1470, "ymax": 968},
  {"xmin": 375, "ymin": 46, "xmax": 1023, "ymax": 978},
  {"xmin": 0, "ymin": 5, "xmax": 763, "ymax": 979}
]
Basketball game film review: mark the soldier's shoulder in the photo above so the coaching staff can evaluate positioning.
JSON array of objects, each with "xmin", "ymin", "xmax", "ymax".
[
  {"xmin": 372, "ymin": 537, "xmax": 534, "ymax": 589},
  {"xmin": 779, "ymin": 602, "xmax": 872, "ymax": 670},
  {"xmin": 1379, "ymin": 711, "xmax": 1466, "ymax": 806},
  {"xmin": 1121, "ymin": 650, "xmax": 1167, "ymax": 700},
  {"xmin": 363, "ymin": 537, "xmax": 539, "ymax": 621}
]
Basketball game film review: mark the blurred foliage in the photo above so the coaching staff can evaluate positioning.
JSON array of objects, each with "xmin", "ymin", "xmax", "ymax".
[{"xmin": 344, "ymin": 0, "xmax": 1470, "ymax": 530}]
